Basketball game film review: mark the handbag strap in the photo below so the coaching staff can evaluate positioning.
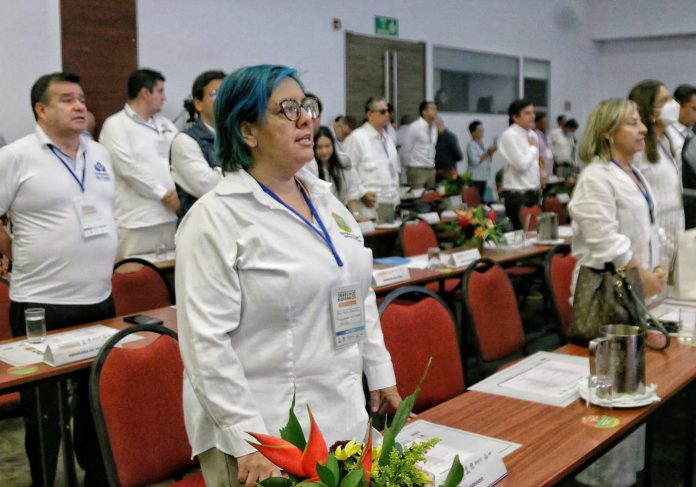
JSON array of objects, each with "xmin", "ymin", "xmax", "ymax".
[{"xmin": 620, "ymin": 270, "xmax": 671, "ymax": 350}]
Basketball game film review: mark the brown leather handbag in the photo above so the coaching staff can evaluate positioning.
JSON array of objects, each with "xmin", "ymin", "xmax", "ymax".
[{"xmin": 568, "ymin": 264, "xmax": 670, "ymax": 349}]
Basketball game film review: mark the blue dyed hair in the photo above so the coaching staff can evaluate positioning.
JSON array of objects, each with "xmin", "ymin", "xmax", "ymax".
[{"xmin": 215, "ymin": 64, "xmax": 303, "ymax": 171}]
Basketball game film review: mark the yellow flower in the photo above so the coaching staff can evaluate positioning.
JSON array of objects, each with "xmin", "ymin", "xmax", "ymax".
[
  {"xmin": 334, "ymin": 440, "xmax": 363, "ymax": 461},
  {"xmin": 485, "ymin": 219, "xmax": 494, "ymax": 229},
  {"xmin": 470, "ymin": 218, "xmax": 479, "ymax": 226},
  {"xmin": 475, "ymin": 227, "xmax": 485, "ymax": 239}
]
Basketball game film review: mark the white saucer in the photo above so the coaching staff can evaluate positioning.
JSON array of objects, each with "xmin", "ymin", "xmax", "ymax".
[{"xmin": 577, "ymin": 379, "xmax": 660, "ymax": 408}]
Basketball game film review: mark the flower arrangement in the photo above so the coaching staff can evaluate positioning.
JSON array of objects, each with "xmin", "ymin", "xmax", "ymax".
[
  {"xmin": 439, "ymin": 170, "xmax": 472, "ymax": 195},
  {"xmin": 248, "ymin": 364, "xmax": 463, "ymax": 487},
  {"xmin": 438, "ymin": 206, "xmax": 503, "ymax": 248}
]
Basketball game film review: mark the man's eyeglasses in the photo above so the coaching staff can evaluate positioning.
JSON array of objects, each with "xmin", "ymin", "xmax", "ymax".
[
  {"xmin": 371, "ymin": 108, "xmax": 390, "ymax": 115},
  {"xmin": 277, "ymin": 97, "xmax": 320, "ymax": 121}
]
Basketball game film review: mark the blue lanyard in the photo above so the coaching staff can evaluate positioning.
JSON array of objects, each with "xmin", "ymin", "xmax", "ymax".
[
  {"xmin": 256, "ymin": 178, "xmax": 344, "ymax": 267},
  {"xmin": 612, "ymin": 161, "xmax": 654, "ymax": 224},
  {"xmin": 49, "ymin": 145, "xmax": 86, "ymax": 192}
]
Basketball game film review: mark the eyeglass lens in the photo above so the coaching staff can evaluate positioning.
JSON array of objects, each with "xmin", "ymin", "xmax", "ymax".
[{"xmin": 280, "ymin": 98, "xmax": 319, "ymax": 121}]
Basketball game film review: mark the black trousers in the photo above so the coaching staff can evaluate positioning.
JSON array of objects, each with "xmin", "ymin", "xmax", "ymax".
[
  {"xmin": 10, "ymin": 296, "xmax": 115, "ymax": 487},
  {"xmin": 503, "ymin": 189, "xmax": 542, "ymax": 230}
]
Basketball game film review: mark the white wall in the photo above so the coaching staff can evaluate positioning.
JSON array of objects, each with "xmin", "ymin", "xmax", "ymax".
[
  {"xmin": 588, "ymin": 0, "xmax": 696, "ymax": 41},
  {"xmin": 0, "ymin": 0, "xmax": 61, "ymax": 142}
]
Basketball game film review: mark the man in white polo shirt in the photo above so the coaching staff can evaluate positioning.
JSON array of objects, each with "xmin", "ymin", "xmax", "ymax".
[
  {"xmin": 402, "ymin": 100, "xmax": 438, "ymax": 189},
  {"xmin": 499, "ymin": 98, "xmax": 542, "ymax": 229},
  {"xmin": 100, "ymin": 68, "xmax": 179, "ymax": 256},
  {"xmin": 0, "ymin": 72, "xmax": 117, "ymax": 487}
]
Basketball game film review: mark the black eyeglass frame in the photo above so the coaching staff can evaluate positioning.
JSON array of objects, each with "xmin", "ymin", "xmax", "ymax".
[{"xmin": 276, "ymin": 97, "xmax": 320, "ymax": 121}]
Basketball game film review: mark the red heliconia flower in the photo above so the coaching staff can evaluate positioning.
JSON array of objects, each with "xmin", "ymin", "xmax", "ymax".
[
  {"xmin": 247, "ymin": 433, "xmax": 305, "ymax": 477},
  {"xmin": 458, "ymin": 217, "xmax": 470, "ymax": 228},
  {"xmin": 301, "ymin": 408, "xmax": 329, "ymax": 479},
  {"xmin": 487, "ymin": 209, "xmax": 497, "ymax": 223},
  {"xmin": 362, "ymin": 426, "xmax": 372, "ymax": 487}
]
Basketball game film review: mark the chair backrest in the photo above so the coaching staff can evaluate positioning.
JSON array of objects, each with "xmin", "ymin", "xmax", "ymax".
[
  {"xmin": 421, "ymin": 191, "xmax": 442, "ymax": 203},
  {"xmin": 520, "ymin": 204, "xmax": 542, "ymax": 231},
  {"xmin": 0, "ymin": 278, "xmax": 11, "ymax": 340},
  {"xmin": 398, "ymin": 219, "xmax": 438, "ymax": 257},
  {"xmin": 462, "ymin": 186, "xmax": 481, "ymax": 207},
  {"xmin": 462, "ymin": 259, "xmax": 525, "ymax": 365},
  {"xmin": 545, "ymin": 244, "xmax": 576, "ymax": 342},
  {"xmin": 378, "ymin": 286, "xmax": 465, "ymax": 412},
  {"xmin": 90, "ymin": 325, "xmax": 195, "ymax": 487},
  {"xmin": 112, "ymin": 258, "xmax": 173, "ymax": 316},
  {"xmin": 542, "ymin": 196, "xmax": 568, "ymax": 225}
]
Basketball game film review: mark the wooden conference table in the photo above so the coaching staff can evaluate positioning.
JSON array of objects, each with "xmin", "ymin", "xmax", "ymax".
[{"xmin": 2, "ymin": 305, "xmax": 694, "ymax": 486}]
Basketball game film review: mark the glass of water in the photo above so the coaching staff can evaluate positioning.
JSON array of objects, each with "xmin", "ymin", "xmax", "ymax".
[
  {"xmin": 427, "ymin": 247, "xmax": 441, "ymax": 269},
  {"xmin": 678, "ymin": 308, "xmax": 696, "ymax": 345},
  {"xmin": 25, "ymin": 308, "xmax": 46, "ymax": 344}
]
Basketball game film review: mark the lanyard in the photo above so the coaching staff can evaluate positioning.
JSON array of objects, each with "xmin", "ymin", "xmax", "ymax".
[
  {"xmin": 49, "ymin": 145, "xmax": 86, "ymax": 192},
  {"xmin": 380, "ymin": 134, "xmax": 390, "ymax": 157},
  {"xmin": 612, "ymin": 161, "xmax": 654, "ymax": 224},
  {"xmin": 256, "ymin": 178, "xmax": 344, "ymax": 267}
]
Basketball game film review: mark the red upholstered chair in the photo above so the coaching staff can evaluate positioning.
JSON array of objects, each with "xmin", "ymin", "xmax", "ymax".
[
  {"xmin": 520, "ymin": 204, "xmax": 542, "ymax": 232},
  {"xmin": 462, "ymin": 259, "xmax": 527, "ymax": 379},
  {"xmin": 542, "ymin": 196, "xmax": 568, "ymax": 225},
  {"xmin": 89, "ymin": 324, "xmax": 203, "ymax": 487},
  {"xmin": 398, "ymin": 220, "xmax": 460, "ymax": 295},
  {"xmin": 545, "ymin": 244, "xmax": 576, "ymax": 343},
  {"xmin": 378, "ymin": 286, "xmax": 465, "ymax": 413},
  {"xmin": 112, "ymin": 258, "xmax": 173, "ymax": 316},
  {"xmin": 0, "ymin": 277, "xmax": 21, "ymax": 419},
  {"xmin": 421, "ymin": 191, "xmax": 442, "ymax": 203},
  {"xmin": 462, "ymin": 187, "xmax": 481, "ymax": 207}
]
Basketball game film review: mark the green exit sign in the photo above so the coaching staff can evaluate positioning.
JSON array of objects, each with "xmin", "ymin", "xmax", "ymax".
[{"xmin": 375, "ymin": 15, "xmax": 398, "ymax": 37}]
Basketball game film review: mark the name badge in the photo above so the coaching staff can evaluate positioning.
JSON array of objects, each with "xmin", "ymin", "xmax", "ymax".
[
  {"xmin": 331, "ymin": 284, "xmax": 366, "ymax": 349},
  {"xmin": 74, "ymin": 198, "xmax": 109, "ymax": 238}
]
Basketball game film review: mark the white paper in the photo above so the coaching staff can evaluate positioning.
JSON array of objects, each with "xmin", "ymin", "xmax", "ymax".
[
  {"xmin": 0, "ymin": 341, "xmax": 46, "ymax": 367},
  {"xmin": 469, "ymin": 352, "xmax": 589, "ymax": 407},
  {"xmin": 405, "ymin": 254, "xmax": 430, "ymax": 270},
  {"xmin": 558, "ymin": 225, "xmax": 573, "ymax": 237},
  {"xmin": 358, "ymin": 221, "xmax": 375, "ymax": 233},
  {"xmin": 397, "ymin": 420, "xmax": 520, "ymax": 487}
]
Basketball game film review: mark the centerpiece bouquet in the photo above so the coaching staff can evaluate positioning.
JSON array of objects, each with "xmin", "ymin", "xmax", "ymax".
[
  {"xmin": 437, "ymin": 206, "xmax": 503, "ymax": 248},
  {"xmin": 248, "ymin": 364, "xmax": 463, "ymax": 486},
  {"xmin": 440, "ymin": 170, "xmax": 472, "ymax": 195}
]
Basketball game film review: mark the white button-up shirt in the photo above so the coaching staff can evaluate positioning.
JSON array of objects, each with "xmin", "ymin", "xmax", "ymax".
[
  {"xmin": 402, "ymin": 117, "xmax": 437, "ymax": 168},
  {"xmin": 568, "ymin": 159, "xmax": 657, "ymax": 295},
  {"xmin": 99, "ymin": 104, "xmax": 178, "ymax": 229},
  {"xmin": 0, "ymin": 126, "xmax": 117, "ymax": 304},
  {"xmin": 500, "ymin": 123, "xmax": 540, "ymax": 191},
  {"xmin": 170, "ymin": 125, "xmax": 223, "ymax": 199},
  {"xmin": 342, "ymin": 122, "xmax": 400, "ymax": 219},
  {"xmin": 175, "ymin": 168, "xmax": 395, "ymax": 458}
]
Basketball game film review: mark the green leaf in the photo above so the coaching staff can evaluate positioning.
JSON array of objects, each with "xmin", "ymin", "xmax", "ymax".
[
  {"xmin": 338, "ymin": 468, "xmax": 365, "ymax": 487},
  {"xmin": 379, "ymin": 357, "xmax": 432, "ymax": 467},
  {"xmin": 258, "ymin": 478, "xmax": 295, "ymax": 486},
  {"xmin": 279, "ymin": 388, "xmax": 307, "ymax": 450},
  {"xmin": 325, "ymin": 454, "xmax": 340, "ymax": 483},
  {"xmin": 441, "ymin": 455, "xmax": 464, "ymax": 487},
  {"xmin": 317, "ymin": 462, "xmax": 338, "ymax": 487}
]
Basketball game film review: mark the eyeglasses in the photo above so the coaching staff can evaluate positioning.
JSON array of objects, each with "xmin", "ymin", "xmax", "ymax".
[
  {"xmin": 276, "ymin": 97, "xmax": 320, "ymax": 121},
  {"xmin": 371, "ymin": 108, "xmax": 389, "ymax": 115},
  {"xmin": 208, "ymin": 89, "xmax": 218, "ymax": 100}
]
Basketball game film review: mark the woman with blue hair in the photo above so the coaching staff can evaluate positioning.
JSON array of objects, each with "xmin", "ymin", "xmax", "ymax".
[{"xmin": 175, "ymin": 65, "xmax": 400, "ymax": 487}]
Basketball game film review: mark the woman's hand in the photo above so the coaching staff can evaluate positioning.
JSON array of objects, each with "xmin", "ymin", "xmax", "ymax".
[
  {"xmin": 370, "ymin": 385, "xmax": 403, "ymax": 415},
  {"xmin": 237, "ymin": 452, "xmax": 283, "ymax": 487}
]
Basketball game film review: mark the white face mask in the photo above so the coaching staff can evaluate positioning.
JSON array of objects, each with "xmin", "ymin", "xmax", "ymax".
[{"xmin": 657, "ymin": 98, "xmax": 680, "ymax": 126}]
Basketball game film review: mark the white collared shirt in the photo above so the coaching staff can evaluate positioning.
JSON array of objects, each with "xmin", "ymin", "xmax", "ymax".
[
  {"xmin": 500, "ymin": 123, "xmax": 540, "ymax": 191},
  {"xmin": 175, "ymin": 168, "xmax": 395, "ymax": 458},
  {"xmin": 342, "ymin": 122, "xmax": 400, "ymax": 218},
  {"xmin": 170, "ymin": 124, "xmax": 223, "ymax": 198},
  {"xmin": 568, "ymin": 159, "xmax": 657, "ymax": 295},
  {"xmin": 666, "ymin": 121, "xmax": 691, "ymax": 166},
  {"xmin": 0, "ymin": 126, "xmax": 117, "ymax": 304},
  {"xmin": 402, "ymin": 117, "xmax": 437, "ymax": 168},
  {"xmin": 99, "ymin": 104, "xmax": 178, "ymax": 229}
]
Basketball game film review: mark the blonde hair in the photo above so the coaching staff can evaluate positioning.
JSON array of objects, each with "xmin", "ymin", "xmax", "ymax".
[{"xmin": 578, "ymin": 99, "xmax": 638, "ymax": 164}]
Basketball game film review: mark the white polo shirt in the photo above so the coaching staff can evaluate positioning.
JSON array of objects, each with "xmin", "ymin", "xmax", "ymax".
[
  {"xmin": 500, "ymin": 123, "xmax": 540, "ymax": 191},
  {"xmin": 0, "ymin": 126, "xmax": 117, "ymax": 304},
  {"xmin": 99, "ymin": 104, "xmax": 177, "ymax": 229}
]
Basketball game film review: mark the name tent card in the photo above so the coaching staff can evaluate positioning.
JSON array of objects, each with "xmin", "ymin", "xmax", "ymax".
[
  {"xmin": 372, "ymin": 266, "xmax": 411, "ymax": 286},
  {"xmin": 358, "ymin": 220, "xmax": 375, "ymax": 233},
  {"xmin": 447, "ymin": 248, "xmax": 481, "ymax": 268},
  {"xmin": 417, "ymin": 212, "xmax": 441, "ymax": 224}
]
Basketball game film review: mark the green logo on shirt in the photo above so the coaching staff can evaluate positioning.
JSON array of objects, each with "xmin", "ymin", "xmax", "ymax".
[{"xmin": 332, "ymin": 212, "xmax": 352, "ymax": 233}]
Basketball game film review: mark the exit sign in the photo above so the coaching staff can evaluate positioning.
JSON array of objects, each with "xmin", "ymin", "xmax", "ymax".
[{"xmin": 375, "ymin": 15, "xmax": 398, "ymax": 37}]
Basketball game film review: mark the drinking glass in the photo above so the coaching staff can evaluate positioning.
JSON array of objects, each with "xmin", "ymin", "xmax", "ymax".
[
  {"xmin": 25, "ymin": 308, "xmax": 46, "ymax": 344},
  {"xmin": 427, "ymin": 247, "xmax": 441, "ymax": 269},
  {"xmin": 678, "ymin": 308, "xmax": 696, "ymax": 345}
]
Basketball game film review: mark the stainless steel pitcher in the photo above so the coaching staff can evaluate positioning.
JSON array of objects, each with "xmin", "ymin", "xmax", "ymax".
[
  {"xmin": 589, "ymin": 324, "xmax": 646, "ymax": 395},
  {"xmin": 537, "ymin": 212, "xmax": 558, "ymax": 241}
]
